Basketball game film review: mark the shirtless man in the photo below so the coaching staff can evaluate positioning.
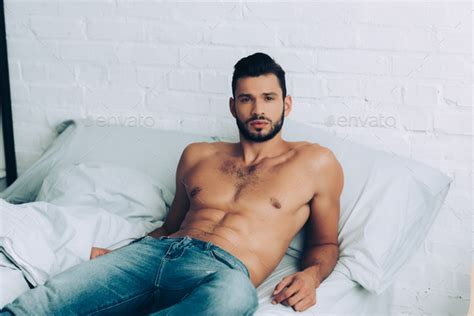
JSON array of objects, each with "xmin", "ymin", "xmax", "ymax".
[{"xmin": 1, "ymin": 52, "xmax": 343, "ymax": 316}]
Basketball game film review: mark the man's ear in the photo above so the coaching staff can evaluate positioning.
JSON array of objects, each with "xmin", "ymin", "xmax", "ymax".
[
  {"xmin": 229, "ymin": 97, "xmax": 236, "ymax": 118},
  {"xmin": 284, "ymin": 95, "xmax": 292, "ymax": 117}
]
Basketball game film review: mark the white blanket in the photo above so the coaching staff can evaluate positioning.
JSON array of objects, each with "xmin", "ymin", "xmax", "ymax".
[
  {"xmin": 0, "ymin": 161, "xmax": 168, "ymax": 304},
  {"xmin": 0, "ymin": 198, "xmax": 160, "ymax": 288}
]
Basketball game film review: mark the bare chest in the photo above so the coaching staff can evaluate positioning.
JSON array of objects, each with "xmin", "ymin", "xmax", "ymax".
[{"xmin": 182, "ymin": 155, "xmax": 313, "ymax": 214}]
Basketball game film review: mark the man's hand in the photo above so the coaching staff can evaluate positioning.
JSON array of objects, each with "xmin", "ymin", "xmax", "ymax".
[
  {"xmin": 90, "ymin": 247, "xmax": 112, "ymax": 260},
  {"xmin": 271, "ymin": 270, "xmax": 320, "ymax": 312}
]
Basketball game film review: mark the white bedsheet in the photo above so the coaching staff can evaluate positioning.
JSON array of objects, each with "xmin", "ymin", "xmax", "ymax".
[
  {"xmin": 255, "ymin": 254, "xmax": 392, "ymax": 315},
  {"xmin": 0, "ymin": 253, "xmax": 30, "ymax": 308},
  {"xmin": 0, "ymin": 198, "xmax": 160, "ymax": 301}
]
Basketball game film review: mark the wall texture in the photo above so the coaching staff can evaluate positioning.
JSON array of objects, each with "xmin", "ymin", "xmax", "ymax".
[{"xmin": 4, "ymin": 1, "xmax": 472, "ymax": 314}]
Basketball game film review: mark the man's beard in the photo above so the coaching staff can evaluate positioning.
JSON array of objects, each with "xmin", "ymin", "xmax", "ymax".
[{"xmin": 236, "ymin": 108, "xmax": 285, "ymax": 143}]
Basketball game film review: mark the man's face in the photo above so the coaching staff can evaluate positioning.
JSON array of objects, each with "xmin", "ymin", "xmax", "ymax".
[{"xmin": 231, "ymin": 74, "xmax": 290, "ymax": 143}]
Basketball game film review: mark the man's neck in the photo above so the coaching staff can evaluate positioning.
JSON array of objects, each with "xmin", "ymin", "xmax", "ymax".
[{"xmin": 237, "ymin": 133, "xmax": 289, "ymax": 166}]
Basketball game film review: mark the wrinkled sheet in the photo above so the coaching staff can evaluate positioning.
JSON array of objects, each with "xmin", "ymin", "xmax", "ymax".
[
  {"xmin": 0, "ymin": 198, "xmax": 161, "ymax": 307},
  {"xmin": 255, "ymin": 254, "xmax": 393, "ymax": 315}
]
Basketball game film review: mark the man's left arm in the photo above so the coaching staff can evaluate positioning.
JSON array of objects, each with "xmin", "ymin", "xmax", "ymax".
[{"xmin": 272, "ymin": 147, "xmax": 344, "ymax": 312}]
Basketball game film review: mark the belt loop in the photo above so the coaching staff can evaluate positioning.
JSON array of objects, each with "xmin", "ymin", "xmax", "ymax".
[{"xmin": 180, "ymin": 236, "xmax": 192, "ymax": 247}]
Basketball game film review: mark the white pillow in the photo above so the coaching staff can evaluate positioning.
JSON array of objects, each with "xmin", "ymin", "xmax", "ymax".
[
  {"xmin": 282, "ymin": 119, "xmax": 452, "ymax": 294},
  {"xmin": 0, "ymin": 119, "xmax": 213, "ymax": 207},
  {"xmin": 36, "ymin": 162, "xmax": 172, "ymax": 223}
]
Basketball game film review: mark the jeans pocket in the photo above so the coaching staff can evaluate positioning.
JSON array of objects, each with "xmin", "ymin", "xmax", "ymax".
[
  {"xmin": 129, "ymin": 235, "xmax": 150, "ymax": 245},
  {"xmin": 209, "ymin": 249, "xmax": 235, "ymax": 270}
]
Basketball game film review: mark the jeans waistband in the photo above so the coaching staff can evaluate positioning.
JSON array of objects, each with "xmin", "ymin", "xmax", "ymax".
[{"xmin": 157, "ymin": 235, "xmax": 250, "ymax": 277}]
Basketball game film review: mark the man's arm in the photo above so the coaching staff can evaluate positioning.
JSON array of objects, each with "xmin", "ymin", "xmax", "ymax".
[
  {"xmin": 91, "ymin": 143, "xmax": 203, "ymax": 259},
  {"xmin": 300, "ymin": 147, "xmax": 343, "ymax": 284},
  {"xmin": 271, "ymin": 146, "xmax": 343, "ymax": 312},
  {"xmin": 148, "ymin": 142, "xmax": 200, "ymax": 238}
]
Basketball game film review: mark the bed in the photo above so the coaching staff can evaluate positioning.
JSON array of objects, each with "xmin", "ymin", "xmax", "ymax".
[{"xmin": 0, "ymin": 118, "xmax": 452, "ymax": 315}]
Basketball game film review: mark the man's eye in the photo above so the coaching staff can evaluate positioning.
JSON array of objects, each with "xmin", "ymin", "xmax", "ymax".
[
  {"xmin": 240, "ymin": 98, "xmax": 250, "ymax": 103},
  {"xmin": 265, "ymin": 97, "xmax": 274, "ymax": 101}
]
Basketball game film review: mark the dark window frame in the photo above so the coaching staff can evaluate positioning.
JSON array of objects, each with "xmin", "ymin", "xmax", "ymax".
[{"xmin": 0, "ymin": 0, "xmax": 17, "ymax": 186}]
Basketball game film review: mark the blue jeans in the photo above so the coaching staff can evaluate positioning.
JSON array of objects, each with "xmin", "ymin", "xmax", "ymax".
[{"xmin": 1, "ymin": 235, "xmax": 258, "ymax": 315}]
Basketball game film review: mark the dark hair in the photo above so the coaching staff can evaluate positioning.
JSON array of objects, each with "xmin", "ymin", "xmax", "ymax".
[{"xmin": 231, "ymin": 52, "xmax": 286, "ymax": 99}]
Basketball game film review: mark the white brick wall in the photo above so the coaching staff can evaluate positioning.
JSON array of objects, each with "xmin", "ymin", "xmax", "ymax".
[{"xmin": 4, "ymin": 1, "xmax": 472, "ymax": 314}]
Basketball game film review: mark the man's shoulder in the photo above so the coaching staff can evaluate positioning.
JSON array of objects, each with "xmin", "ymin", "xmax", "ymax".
[
  {"xmin": 179, "ymin": 141, "xmax": 233, "ymax": 173},
  {"xmin": 294, "ymin": 142, "xmax": 338, "ymax": 170},
  {"xmin": 177, "ymin": 142, "xmax": 218, "ymax": 174},
  {"xmin": 182, "ymin": 141, "xmax": 217, "ymax": 160},
  {"xmin": 183, "ymin": 140, "xmax": 233, "ymax": 153},
  {"xmin": 294, "ymin": 142, "xmax": 343, "ymax": 195},
  {"xmin": 292, "ymin": 141, "xmax": 331, "ymax": 157}
]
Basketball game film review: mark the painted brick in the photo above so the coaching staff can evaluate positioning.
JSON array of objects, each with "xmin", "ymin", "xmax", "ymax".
[
  {"xmin": 357, "ymin": 25, "xmax": 405, "ymax": 51},
  {"xmin": 5, "ymin": 2, "xmax": 59, "ymax": 16},
  {"xmin": 434, "ymin": 110, "xmax": 473, "ymax": 135},
  {"xmin": 30, "ymin": 85, "xmax": 82, "ymax": 108},
  {"xmin": 360, "ymin": 77, "xmax": 403, "ymax": 105},
  {"xmin": 146, "ymin": 92, "xmax": 210, "ymax": 115},
  {"xmin": 8, "ymin": 39, "xmax": 59, "ymax": 60},
  {"xmin": 136, "ymin": 68, "xmax": 168, "ymax": 91},
  {"xmin": 87, "ymin": 19, "xmax": 144, "ymax": 42},
  {"xmin": 318, "ymin": 49, "xmax": 391, "ymax": 75},
  {"xmin": 170, "ymin": 70, "xmax": 200, "ymax": 92},
  {"xmin": 116, "ymin": 44, "xmax": 179, "ymax": 66},
  {"xmin": 399, "ymin": 108, "xmax": 434, "ymax": 131},
  {"xmin": 29, "ymin": 16, "xmax": 85, "ymax": 40},
  {"xmin": 58, "ymin": 42, "xmax": 116, "ymax": 63},
  {"xmin": 402, "ymin": 84, "xmax": 440, "ymax": 107},
  {"xmin": 291, "ymin": 75, "xmax": 326, "ymax": 98},
  {"xmin": 269, "ymin": 50, "xmax": 317, "ymax": 74},
  {"xmin": 200, "ymin": 72, "xmax": 230, "ymax": 94},
  {"xmin": 148, "ymin": 22, "xmax": 203, "ymax": 45},
  {"xmin": 9, "ymin": 83, "xmax": 29, "ymax": 103},
  {"xmin": 21, "ymin": 62, "xmax": 47, "ymax": 82},
  {"xmin": 210, "ymin": 24, "xmax": 276, "ymax": 47},
  {"xmin": 181, "ymin": 46, "xmax": 243, "ymax": 70},
  {"xmin": 7, "ymin": 61, "xmax": 21, "ymax": 81},
  {"xmin": 289, "ymin": 24, "xmax": 357, "ymax": 49},
  {"xmin": 47, "ymin": 63, "xmax": 76, "ymax": 84},
  {"xmin": 77, "ymin": 64, "xmax": 108, "ymax": 87},
  {"xmin": 393, "ymin": 54, "xmax": 470, "ymax": 80},
  {"xmin": 442, "ymin": 84, "xmax": 472, "ymax": 107},
  {"xmin": 209, "ymin": 95, "xmax": 232, "ymax": 118},
  {"xmin": 84, "ymin": 88, "xmax": 143, "ymax": 110},
  {"xmin": 58, "ymin": 2, "xmax": 116, "ymax": 17}
]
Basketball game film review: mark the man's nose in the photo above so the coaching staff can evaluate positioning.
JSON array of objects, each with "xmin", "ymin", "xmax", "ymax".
[{"xmin": 251, "ymin": 100, "xmax": 265, "ymax": 117}]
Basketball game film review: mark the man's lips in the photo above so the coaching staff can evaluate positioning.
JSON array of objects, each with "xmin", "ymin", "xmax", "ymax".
[{"xmin": 249, "ymin": 120, "xmax": 269, "ymax": 126}]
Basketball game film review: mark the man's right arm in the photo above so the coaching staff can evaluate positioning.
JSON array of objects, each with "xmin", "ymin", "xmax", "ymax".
[
  {"xmin": 90, "ymin": 143, "xmax": 203, "ymax": 260},
  {"xmin": 148, "ymin": 142, "xmax": 202, "ymax": 238}
]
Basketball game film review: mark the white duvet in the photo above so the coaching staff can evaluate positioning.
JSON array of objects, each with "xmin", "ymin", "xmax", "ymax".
[
  {"xmin": 0, "ymin": 198, "xmax": 160, "ymax": 288},
  {"xmin": 0, "ymin": 162, "xmax": 167, "ymax": 307}
]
